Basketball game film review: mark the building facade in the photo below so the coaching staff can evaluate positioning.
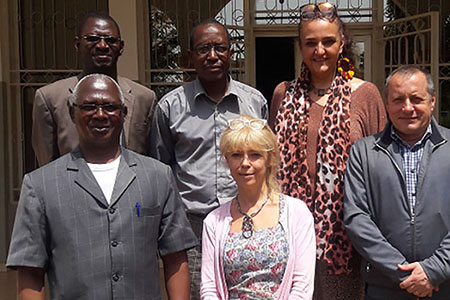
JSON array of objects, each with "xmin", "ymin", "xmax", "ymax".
[{"xmin": 1, "ymin": 0, "xmax": 449, "ymax": 271}]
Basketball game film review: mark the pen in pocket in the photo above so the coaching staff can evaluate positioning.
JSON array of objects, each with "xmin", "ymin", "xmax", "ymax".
[{"xmin": 136, "ymin": 202, "xmax": 140, "ymax": 217}]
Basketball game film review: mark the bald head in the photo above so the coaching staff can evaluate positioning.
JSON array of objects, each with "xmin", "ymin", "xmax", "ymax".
[{"xmin": 70, "ymin": 73, "xmax": 124, "ymax": 105}]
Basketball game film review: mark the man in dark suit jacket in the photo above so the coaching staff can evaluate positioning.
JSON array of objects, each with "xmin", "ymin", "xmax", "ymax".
[
  {"xmin": 32, "ymin": 12, "xmax": 156, "ymax": 166},
  {"xmin": 7, "ymin": 74, "xmax": 197, "ymax": 299}
]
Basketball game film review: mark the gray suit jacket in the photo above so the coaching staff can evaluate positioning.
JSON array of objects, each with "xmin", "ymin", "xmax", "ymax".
[
  {"xmin": 344, "ymin": 119, "xmax": 450, "ymax": 299},
  {"xmin": 7, "ymin": 147, "xmax": 197, "ymax": 299},
  {"xmin": 32, "ymin": 76, "xmax": 157, "ymax": 166}
]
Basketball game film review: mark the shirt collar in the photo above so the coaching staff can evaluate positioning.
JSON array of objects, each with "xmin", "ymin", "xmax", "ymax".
[
  {"xmin": 391, "ymin": 123, "xmax": 432, "ymax": 149},
  {"xmin": 193, "ymin": 76, "xmax": 239, "ymax": 102}
]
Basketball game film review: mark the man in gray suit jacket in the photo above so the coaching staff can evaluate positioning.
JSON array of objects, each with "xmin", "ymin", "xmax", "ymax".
[
  {"xmin": 7, "ymin": 74, "xmax": 197, "ymax": 299},
  {"xmin": 32, "ymin": 12, "xmax": 156, "ymax": 166}
]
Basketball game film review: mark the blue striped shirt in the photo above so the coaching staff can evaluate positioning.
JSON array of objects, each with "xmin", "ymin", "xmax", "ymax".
[{"xmin": 391, "ymin": 124, "xmax": 432, "ymax": 213}]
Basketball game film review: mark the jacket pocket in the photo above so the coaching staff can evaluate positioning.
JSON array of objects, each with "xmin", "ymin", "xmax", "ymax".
[{"xmin": 139, "ymin": 205, "xmax": 160, "ymax": 217}]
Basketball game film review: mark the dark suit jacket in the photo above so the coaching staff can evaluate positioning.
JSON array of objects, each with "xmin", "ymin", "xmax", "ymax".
[
  {"xmin": 7, "ymin": 147, "xmax": 198, "ymax": 299},
  {"xmin": 32, "ymin": 76, "xmax": 157, "ymax": 166}
]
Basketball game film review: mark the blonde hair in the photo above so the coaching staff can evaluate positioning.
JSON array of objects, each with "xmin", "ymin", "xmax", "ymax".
[{"xmin": 220, "ymin": 115, "xmax": 280, "ymax": 193}]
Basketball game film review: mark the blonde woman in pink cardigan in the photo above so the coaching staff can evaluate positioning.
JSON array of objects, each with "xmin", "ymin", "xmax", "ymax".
[{"xmin": 201, "ymin": 115, "xmax": 316, "ymax": 299}]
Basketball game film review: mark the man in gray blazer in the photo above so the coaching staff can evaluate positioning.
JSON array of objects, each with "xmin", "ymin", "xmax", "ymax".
[
  {"xmin": 7, "ymin": 74, "xmax": 197, "ymax": 299},
  {"xmin": 344, "ymin": 66, "xmax": 450, "ymax": 299},
  {"xmin": 32, "ymin": 12, "xmax": 156, "ymax": 166}
]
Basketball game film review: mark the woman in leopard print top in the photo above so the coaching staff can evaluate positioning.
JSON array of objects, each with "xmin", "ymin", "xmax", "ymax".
[{"xmin": 269, "ymin": 3, "xmax": 387, "ymax": 300}]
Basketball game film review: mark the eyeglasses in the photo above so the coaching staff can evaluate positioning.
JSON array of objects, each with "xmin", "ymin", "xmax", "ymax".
[
  {"xmin": 72, "ymin": 103, "xmax": 124, "ymax": 115},
  {"xmin": 82, "ymin": 34, "xmax": 121, "ymax": 45},
  {"xmin": 195, "ymin": 44, "xmax": 230, "ymax": 55},
  {"xmin": 227, "ymin": 118, "xmax": 267, "ymax": 131},
  {"xmin": 299, "ymin": 2, "xmax": 337, "ymax": 21}
]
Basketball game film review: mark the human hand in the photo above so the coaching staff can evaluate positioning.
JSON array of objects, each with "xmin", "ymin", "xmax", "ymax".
[{"xmin": 398, "ymin": 262, "xmax": 437, "ymax": 298}]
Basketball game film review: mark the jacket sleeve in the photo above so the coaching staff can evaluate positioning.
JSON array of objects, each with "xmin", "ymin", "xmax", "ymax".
[
  {"xmin": 200, "ymin": 216, "xmax": 222, "ymax": 300},
  {"xmin": 289, "ymin": 203, "xmax": 316, "ymax": 299},
  {"xmin": 148, "ymin": 103, "xmax": 175, "ymax": 166},
  {"xmin": 344, "ymin": 142, "xmax": 410, "ymax": 283},
  {"xmin": 6, "ymin": 174, "xmax": 49, "ymax": 269},
  {"xmin": 126, "ymin": 87, "xmax": 158, "ymax": 155},
  {"xmin": 32, "ymin": 88, "xmax": 57, "ymax": 166},
  {"xmin": 157, "ymin": 165, "xmax": 198, "ymax": 256},
  {"xmin": 420, "ymin": 233, "xmax": 450, "ymax": 286},
  {"xmin": 145, "ymin": 90, "xmax": 158, "ymax": 141}
]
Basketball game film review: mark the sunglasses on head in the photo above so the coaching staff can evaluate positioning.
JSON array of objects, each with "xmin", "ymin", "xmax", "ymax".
[
  {"xmin": 227, "ymin": 118, "xmax": 267, "ymax": 131},
  {"xmin": 299, "ymin": 2, "xmax": 337, "ymax": 21}
]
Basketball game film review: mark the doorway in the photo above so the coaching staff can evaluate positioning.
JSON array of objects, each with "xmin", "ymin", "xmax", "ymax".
[
  {"xmin": 353, "ymin": 35, "xmax": 372, "ymax": 81},
  {"xmin": 255, "ymin": 37, "xmax": 296, "ymax": 105}
]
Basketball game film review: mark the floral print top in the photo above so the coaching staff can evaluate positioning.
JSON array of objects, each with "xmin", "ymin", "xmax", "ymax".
[{"xmin": 223, "ymin": 195, "xmax": 289, "ymax": 299}]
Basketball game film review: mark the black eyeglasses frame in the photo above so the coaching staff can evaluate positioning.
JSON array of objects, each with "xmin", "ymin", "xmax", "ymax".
[
  {"xmin": 81, "ymin": 34, "xmax": 122, "ymax": 45},
  {"xmin": 72, "ymin": 102, "xmax": 124, "ymax": 115}
]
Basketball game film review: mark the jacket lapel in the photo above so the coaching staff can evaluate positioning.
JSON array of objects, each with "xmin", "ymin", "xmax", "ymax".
[
  {"xmin": 118, "ymin": 76, "xmax": 134, "ymax": 147},
  {"xmin": 109, "ymin": 149, "xmax": 137, "ymax": 207},
  {"xmin": 376, "ymin": 122, "xmax": 404, "ymax": 172},
  {"xmin": 69, "ymin": 148, "xmax": 109, "ymax": 208},
  {"xmin": 416, "ymin": 118, "xmax": 446, "ymax": 194}
]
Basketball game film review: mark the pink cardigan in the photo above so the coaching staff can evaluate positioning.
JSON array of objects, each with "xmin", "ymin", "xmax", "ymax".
[{"xmin": 200, "ymin": 195, "xmax": 316, "ymax": 300}]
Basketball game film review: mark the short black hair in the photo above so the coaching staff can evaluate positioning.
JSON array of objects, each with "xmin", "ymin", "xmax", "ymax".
[
  {"xmin": 77, "ymin": 12, "xmax": 121, "ymax": 38},
  {"xmin": 189, "ymin": 18, "xmax": 231, "ymax": 50}
]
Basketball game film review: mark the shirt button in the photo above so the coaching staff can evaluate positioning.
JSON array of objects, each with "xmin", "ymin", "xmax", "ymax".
[
  {"xmin": 112, "ymin": 273, "xmax": 120, "ymax": 282},
  {"xmin": 109, "ymin": 208, "xmax": 116, "ymax": 214},
  {"xmin": 111, "ymin": 240, "xmax": 118, "ymax": 247}
]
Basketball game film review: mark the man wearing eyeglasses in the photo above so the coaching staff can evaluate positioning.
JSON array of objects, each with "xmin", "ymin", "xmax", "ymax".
[
  {"xmin": 7, "ymin": 73, "xmax": 197, "ymax": 300},
  {"xmin": 149, "ymin": 19, "xmax": 268, "ymax": 300},
  {"xmin": 32, "ymin": 12, "xmax": 156, "ymax": 167}
]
